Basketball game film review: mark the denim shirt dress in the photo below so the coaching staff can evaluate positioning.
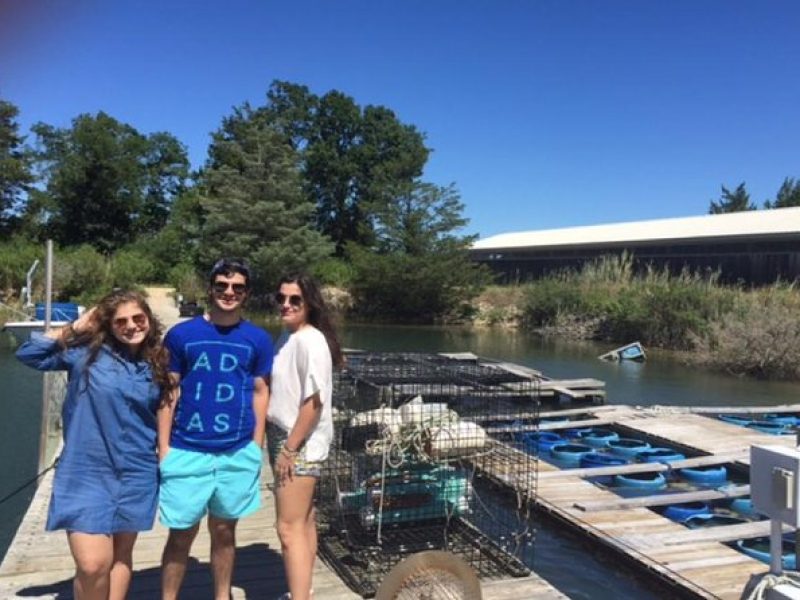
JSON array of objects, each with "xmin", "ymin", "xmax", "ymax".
[{"xmin": 16, "ymin": 332, "xmax": 161, "ymax": 534}]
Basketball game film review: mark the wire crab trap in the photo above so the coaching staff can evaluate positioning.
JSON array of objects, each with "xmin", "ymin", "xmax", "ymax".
[{"xmin": 319, "ymin": 352, "xmax": 541, "ymax": 598}]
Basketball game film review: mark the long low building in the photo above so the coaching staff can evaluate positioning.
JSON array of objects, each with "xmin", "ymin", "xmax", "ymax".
[{"xmin": 470, "ymin": 207, "xmax": 800, "ymax": 284}]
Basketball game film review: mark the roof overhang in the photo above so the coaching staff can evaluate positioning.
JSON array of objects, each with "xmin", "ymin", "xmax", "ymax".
[{"xmin": 472, "ymin": 207, "xmax": 800, "ymax": 253}]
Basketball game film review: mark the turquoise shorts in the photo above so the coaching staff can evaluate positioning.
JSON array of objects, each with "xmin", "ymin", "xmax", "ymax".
[{"xmin": 158, "ymin": 442, "xmax": 263, "ymax": 529}]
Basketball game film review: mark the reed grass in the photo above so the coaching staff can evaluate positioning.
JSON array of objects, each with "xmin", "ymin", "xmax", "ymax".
[{"xmin": 477, "ymin": 254, "xmax": 800, "ymax": 379}]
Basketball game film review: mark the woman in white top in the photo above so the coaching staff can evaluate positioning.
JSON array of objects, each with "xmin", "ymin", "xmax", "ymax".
[{"xmin": 267, "ymin": 272, "xmax": 343, "ymax": 600}]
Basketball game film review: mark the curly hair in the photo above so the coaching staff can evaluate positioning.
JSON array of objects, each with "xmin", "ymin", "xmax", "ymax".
[{"xmin": 61, "ymin": 289, "xmax": 173, "ymax": 403}]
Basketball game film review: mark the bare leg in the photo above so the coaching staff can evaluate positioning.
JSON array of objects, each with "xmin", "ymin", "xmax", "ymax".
[
  {"xmin": 161, "ymin": 524, "xmax": 200, "ymax": 600},
  {"xmin": 306, "ymin": 506, "xmax": 317, "ymax": 577},
  {"xmin": 109, "ymin": 532, "xmax": 138, "ymax": 600},
  {"xmin": 275, "ymin": 476, "xmax": 317, "ymax": 600},
  {"xmin": 67, "ymin": 532, "xmax": 114, "ymax": 600},
  {"xmin": 208, "ymin": 515, "xmax": 238, "ymax": 600}
]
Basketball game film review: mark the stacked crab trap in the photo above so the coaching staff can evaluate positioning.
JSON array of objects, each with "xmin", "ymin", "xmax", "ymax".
[{"xmin": 316, "ymin": 352, "xmax": 541, "ymax": 597}]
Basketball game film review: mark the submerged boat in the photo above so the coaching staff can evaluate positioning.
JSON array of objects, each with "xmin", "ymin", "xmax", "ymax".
[{"xmin": 599, "ymin": 341, "xmax": 646, "ymax": 362}]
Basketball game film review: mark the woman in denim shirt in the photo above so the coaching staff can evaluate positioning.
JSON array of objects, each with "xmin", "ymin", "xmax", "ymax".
[{"xmin": 16, "ymin": 289, "xmax": 171, "ymax": 600}]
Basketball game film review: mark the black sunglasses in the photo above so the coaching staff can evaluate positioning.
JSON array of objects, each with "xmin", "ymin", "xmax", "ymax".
[
  {"xmin": 275, "ymin": 292, "xmax": 303, "ymax": 307},
  {"xmin": 213, "ymin": 281, "xmax": 247, "ymax": 295}
]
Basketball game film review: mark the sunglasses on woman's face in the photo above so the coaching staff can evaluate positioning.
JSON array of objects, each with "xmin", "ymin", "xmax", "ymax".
[
  {"xmin": 113, "ymin": 313, "xmax": 148, "ymax": 330},
  {"xmin": 213, "ymin": 281, "xmax": 247, "ymax": 295},
  {"xmin": 275, "ymin": 292, "xmax": 303, "ymax": 308}
]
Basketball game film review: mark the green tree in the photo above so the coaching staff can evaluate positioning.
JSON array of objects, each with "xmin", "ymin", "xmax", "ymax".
[
  {"xmin": 28, "ymin": 112, "xmax": 188, "ymax": 251},
  {"xmin": 261, "ymin": 81, "xmax": 429, "ymax": 254},
  {"xmin": 0, "ymin": 99, "xmax": 34, "ymax": 233},
  {"xmin": 197, "ymin": 104, "xmax": 333, "ymax": 292},
  {"xmin": 764, "ymin": 177, "xmax": 800, "ymax": 209},
  {"xmin": 708, "ymin": 182, "xmax": 755, "ymax": 214},
  {"xmin": 349, "ymin": 183, "xmax": 490, "ymax": 321}
]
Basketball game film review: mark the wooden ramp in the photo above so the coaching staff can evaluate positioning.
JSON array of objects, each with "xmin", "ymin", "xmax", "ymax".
[{"xmin": 480, "ymin": 405, "xmax": 800, "ymax": 600}]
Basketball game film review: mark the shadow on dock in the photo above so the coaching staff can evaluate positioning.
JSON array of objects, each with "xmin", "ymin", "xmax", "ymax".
[{"xmin": 12, "ymin": 544, "xmax": 287, "ymax": 600}]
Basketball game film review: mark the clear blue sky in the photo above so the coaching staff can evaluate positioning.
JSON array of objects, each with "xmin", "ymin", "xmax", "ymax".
[{"xmin": 2, "ymin": 1, "xmax": 798, "ymax": 239}]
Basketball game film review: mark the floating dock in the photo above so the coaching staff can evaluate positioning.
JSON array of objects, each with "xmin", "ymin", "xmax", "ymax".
[{"xmin": 481, "ymin": 403, "xmax": 800, "ymax": 599}]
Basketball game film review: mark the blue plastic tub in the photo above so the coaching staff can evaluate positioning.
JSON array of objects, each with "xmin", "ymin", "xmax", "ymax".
[
  {"xmin": 763, "ymin": 413, "xmax": 800, "ymax": 426},
  {"xmin": 580, "ymin": 453, "xmax": 628, "ymax": 485},
  {"xmin": 614, "ymin": 471, "xmax": 667, "ymax": 489},
  {"xmin": 736, "ymin": 537, "xmax": 797, "ymax": 570},
  {"xmin": 718, "ymin": 414, "xmax": 752, "ymax": 426},
  {"xmin": 636, "ymin": 448, "xmax": 686, "ymax": 463},
  {"xmin": 578, "ymin": 428, "xmax": 620, "ymax": 448},
  {"xmin": 746, "ymin": 420, "xmax": 788, "ymax": 435},
  {"xmin": 608, "ymin": 438, "xmax": 651, "ymax": 458},
  {"xmin": 550, "ymin": 443, "xmax": 594, "ymax": 466},
  {"xmin": 679, "ymin": 465, "xmax": 728, "ymax": 485},
  {"xmin": 730, "ymin": 498, "xmax": 760, "ymax": 518},
  {"xmin": 663, "ymin": 502, "xmax": 712, "ymax": 522},
  {"xmin": 521, "ymin": 431, "xmax": 563, "ymax": 452},
  {"xmin": 684, "ymin": 514, "xmax": 747, "ymax": 528}
]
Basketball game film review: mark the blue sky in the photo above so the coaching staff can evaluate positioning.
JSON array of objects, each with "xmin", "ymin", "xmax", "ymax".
[{"xmin": 2, "ymin": 1, "xmax": 798, "ymax": 239}]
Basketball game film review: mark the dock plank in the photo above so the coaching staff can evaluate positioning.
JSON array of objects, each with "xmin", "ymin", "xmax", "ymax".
[{"xmin": 575, "ymin": 484, "xmax": 750, "ymax": 512}]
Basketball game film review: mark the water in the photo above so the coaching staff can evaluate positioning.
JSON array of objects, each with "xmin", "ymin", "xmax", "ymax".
[
  {"xmin": 0, "ymin": 338, "xmax": 43, "ymax": 564},
  {"xmin": 2, "ymin": 324, "xmax": 799, "ymax": 598}
]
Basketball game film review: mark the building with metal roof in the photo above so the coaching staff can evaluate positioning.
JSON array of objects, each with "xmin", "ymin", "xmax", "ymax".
[{"xmin": 470, "ymin": 207, "xmax": 800, "ymax": 284}]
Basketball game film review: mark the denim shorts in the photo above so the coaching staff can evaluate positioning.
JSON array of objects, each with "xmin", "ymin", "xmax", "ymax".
[
  {"xmin": 266, "ymin": 422, "xmax": 322, "ymax": 479},
  {"xmin": 158, "ymin": 442, "xmax": 262, "ymax": 528}
]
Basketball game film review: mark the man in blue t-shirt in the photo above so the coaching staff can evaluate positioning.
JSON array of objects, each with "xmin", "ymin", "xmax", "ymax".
[{"xmin": 158, "ymin": 258, "xmax": 273, "ymax": 600}]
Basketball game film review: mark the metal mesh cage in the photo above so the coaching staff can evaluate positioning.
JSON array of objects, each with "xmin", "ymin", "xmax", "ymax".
[{"xmin": 317, "ymin": 352, "xmax": 543, "ymax": 597}]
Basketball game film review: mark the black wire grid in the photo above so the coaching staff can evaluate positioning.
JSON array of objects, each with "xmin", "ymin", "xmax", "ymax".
[{"xmin": 317, "ymin": 352, "xmax": 542, "ymax": 598}]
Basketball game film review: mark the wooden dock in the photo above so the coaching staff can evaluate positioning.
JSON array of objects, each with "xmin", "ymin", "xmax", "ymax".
[
  {"xmin": 0, "ymin": 295, "xmax": 567, "ymax": 599},
  {"xmin": 481, "ymin": 404, "xmax": 800, "ymax": 600},
  {"xmin": 0, "ymin": 460, "xmax": 566, "ymax": 599}
]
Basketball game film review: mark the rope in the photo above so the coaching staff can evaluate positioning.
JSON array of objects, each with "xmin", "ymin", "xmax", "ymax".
[
  {"xmin": 744, "ymin": 571, "xmax": 800, "ymax": 600},
  {"xmin": 0, "ymin": 455, "xmax": 60, "ymax": 506}
]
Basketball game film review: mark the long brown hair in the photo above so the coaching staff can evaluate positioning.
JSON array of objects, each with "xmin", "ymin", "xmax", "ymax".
[
  {"xmin": 61, "ymin": 289, "xmax": 173, "ymax": 402},
  {"xmin": 278, "ymin": 273, "xmax": 344, "ymax": 368}
]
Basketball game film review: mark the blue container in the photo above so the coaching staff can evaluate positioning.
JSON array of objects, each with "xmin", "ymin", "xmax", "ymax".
[
  {"xmin": 684, "ymin": 514, "xmax": 747, "ymax": 528},
  {"xmin": 608, "ymin": 438, "xmax": 651, "ymax": 458},
  {"xmin": 679, "ymin": 465, "xmax": 728, "ymax": 485},
  {"xmin": 746, "ymin": 420, "xmax": 788, "ymax": 435},
  {"xmin": 614, "ymin": 471, "xmax": 667, "ymax": 489},
  {"xmin": 580, "ymin": 452, "xmax": 627, "ymax": 485},
  {"xmin": 663, "ymin": 502, "xmax": 711, "ymax": 522},
  {"xmin": 550, "ymin": 443, "xmax": 594, "ymax": 466},
  {"xmin": 521, "ymin": 431, "xmax": 563, "ymax": 452},
  {"xmin": 763, "ymin": 413, "xmax": 800, "ymax": 426},
  {"xmin": 736, "ymin": 538, "xmax": 796, "ymax": 570},
  {"xmin": 636, "ymin": 448, "xmax": 686, "ymax": 463},
  {"xmin": 730, "ymin": 498, "xmax": 760, "ymax": 518},
  {"xmin": 35, "ymin": 302, "xmax": 80, "ymax": 321},
  {"xmin": 563, "ymin": 427, "xmax": 593, "ymax": 439},
  {"xmin": 578, "ymin": 428, "xmax": 620, "ymax": 448},
  {"xmin": 718, "ymin": 414, "xmax": 752, "ymax": 426}
]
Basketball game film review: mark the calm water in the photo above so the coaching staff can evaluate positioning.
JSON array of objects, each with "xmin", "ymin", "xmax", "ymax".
[{"xmin": 2, "ymin": 324, "xmax": 799, "ymax": 598}]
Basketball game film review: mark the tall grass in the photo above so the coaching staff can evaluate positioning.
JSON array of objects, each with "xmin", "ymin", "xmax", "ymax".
[{"xmin": 504, "ymin": 254, "xmax": 800, "ymax": 378}]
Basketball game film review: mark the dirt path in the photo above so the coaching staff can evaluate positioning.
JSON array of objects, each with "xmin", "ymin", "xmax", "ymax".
[{"xmin": 143, "ymin": 286, "xmax": 183, "ymax": 329}]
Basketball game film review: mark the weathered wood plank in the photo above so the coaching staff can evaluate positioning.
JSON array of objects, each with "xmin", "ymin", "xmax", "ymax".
[
  {"xmin": 574, "ymin": 484, "xmax": 750, "ymax": 512},
  {"xmin": 626, "ymin": 520, "xmax": 794, "ymax": 547},
  {"xmin": 538, "ymin": 451, "xmax": 748, "ymax": 479}
]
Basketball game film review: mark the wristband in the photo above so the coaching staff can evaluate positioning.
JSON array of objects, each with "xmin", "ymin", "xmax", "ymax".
[{"xmin": 281, "ymin": 443, "xmax": 299, "ymax": 458}]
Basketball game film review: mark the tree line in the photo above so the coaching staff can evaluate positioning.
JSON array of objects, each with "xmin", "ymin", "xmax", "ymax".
[
  {"xmin": 0, "ymin": 81, "xmax": 490, "ymax": 321},
  {"xmin": 708, "ymin": 180, "xmax": 800, "ymax": 214}
]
